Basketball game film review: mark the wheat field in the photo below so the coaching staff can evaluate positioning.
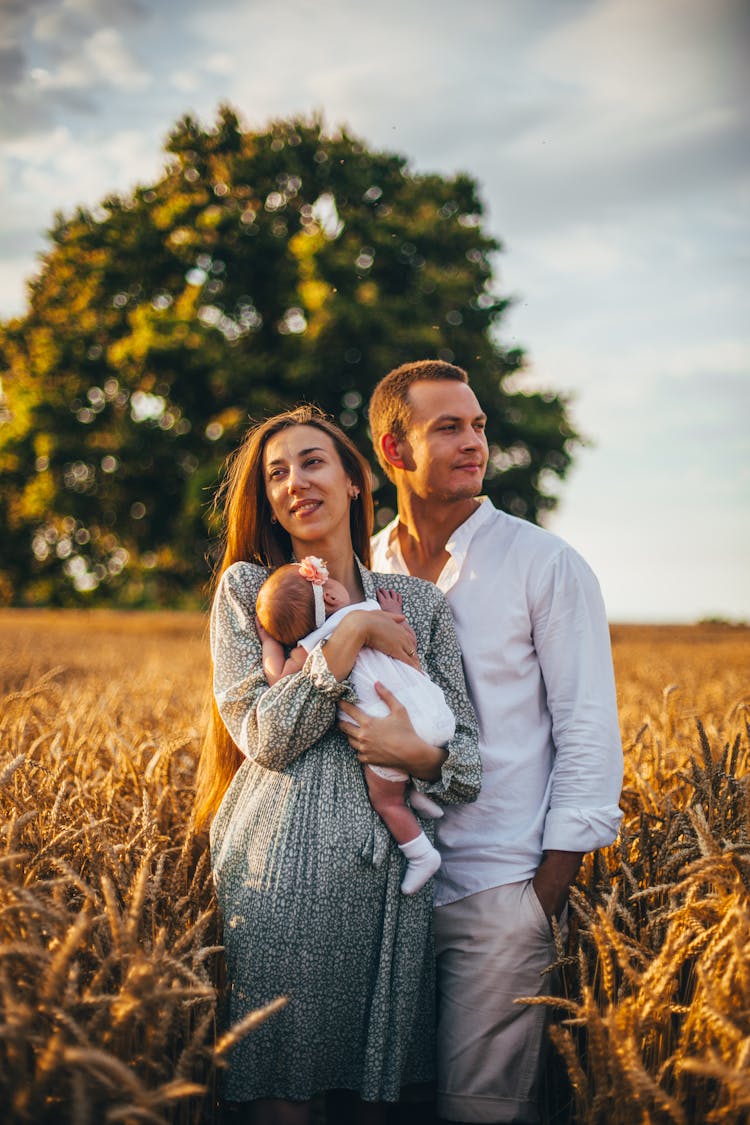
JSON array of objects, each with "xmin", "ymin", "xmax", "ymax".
[{"xmin": 1, "ymin": 611, "xmax": 748, "ymax": 1123}]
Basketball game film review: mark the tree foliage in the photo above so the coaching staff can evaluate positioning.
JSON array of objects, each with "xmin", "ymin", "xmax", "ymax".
[{"xmin": 0, "ymin": 107, "xmax": 578, "ymax": 606}]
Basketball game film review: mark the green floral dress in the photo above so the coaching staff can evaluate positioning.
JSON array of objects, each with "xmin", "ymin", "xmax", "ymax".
[{"xmin": 209, "ymin": 559, "xmax": 480, "ymax": 1103}]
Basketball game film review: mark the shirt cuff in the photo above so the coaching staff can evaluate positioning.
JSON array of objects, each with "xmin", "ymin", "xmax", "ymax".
[{"xmin": 542, "ymin": 804, "xmax": 623, "ymax": 853}]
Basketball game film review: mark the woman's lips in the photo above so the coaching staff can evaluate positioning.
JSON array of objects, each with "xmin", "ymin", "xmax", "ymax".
[{"xmin": 290, "ymin": 499, "xmax": 322, "ymax": 516}]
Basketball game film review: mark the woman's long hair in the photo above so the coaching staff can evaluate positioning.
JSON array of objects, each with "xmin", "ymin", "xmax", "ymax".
[{"xmin": 192, "ymin": 405, "xmax": 374, "ymax": 831}]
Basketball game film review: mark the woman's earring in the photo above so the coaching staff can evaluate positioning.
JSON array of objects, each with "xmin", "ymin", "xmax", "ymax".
[
  {"xmin": 350, "ymin": 486, "xmax": 360, "ymax": 499},
  {"xmin": 270, "ymin": 513, "xmax": 278, "ymax": 524}
]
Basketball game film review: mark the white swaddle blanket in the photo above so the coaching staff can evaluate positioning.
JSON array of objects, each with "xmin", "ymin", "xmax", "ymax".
[{"xmin": 300, "ymin": 599, "xmax": 456, "ymax": 779}]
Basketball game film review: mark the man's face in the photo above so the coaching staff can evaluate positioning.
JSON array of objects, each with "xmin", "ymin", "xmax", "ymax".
[{"xmin": 395, "ymin": 380, "xmax": 489, "ymax": 502}]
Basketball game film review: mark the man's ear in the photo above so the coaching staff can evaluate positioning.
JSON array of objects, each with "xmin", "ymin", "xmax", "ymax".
[{"xmin": 380, "ymin": 432, "xmax": 407, "ymax": 471}]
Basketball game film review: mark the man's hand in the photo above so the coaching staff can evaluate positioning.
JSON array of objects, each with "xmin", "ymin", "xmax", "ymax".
[
  {"xmin": 338, "ymin": 682, "xmax": 446, "ymax": 780},
  {"xmin": 532, "ymin": 850, "xmax": 583, "ymax": 921}
]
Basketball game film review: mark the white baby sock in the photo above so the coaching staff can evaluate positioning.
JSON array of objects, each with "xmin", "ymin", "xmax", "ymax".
[
  {"xmin": 409, "ymin": 789, "xmax": 444, "ymax": 819},
  {"xmin": 398, "ymin": 831, "xmax": 441, "ymax": 895}
]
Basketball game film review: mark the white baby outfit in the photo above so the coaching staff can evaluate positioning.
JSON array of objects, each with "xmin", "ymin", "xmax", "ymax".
[{"xmin": 300, "ymin": 599, "xmax": 457, "ymax": 782}]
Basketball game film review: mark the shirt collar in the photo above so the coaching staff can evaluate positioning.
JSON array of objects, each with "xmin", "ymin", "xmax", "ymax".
[{"xmin": 380, "ymin": 497, "xmax": 493, "ymax": 593}]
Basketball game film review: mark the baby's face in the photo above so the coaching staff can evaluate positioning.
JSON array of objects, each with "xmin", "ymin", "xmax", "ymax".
[{"xmin": 323, "ymin": 578, "xmax": 351, "ymax": 615}]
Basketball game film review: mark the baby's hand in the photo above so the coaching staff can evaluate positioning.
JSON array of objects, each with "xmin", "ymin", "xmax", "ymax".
[
  {"xmin": 377, "ymin": 588, "xmax": 403, "ymax": 616},
  {"xmin": 376, "ymin": 589, "xmax": 417, "ymax": 661},
  {"xmin": 255, "ymin": 615, "xmax": 273, "ymax": 644}
]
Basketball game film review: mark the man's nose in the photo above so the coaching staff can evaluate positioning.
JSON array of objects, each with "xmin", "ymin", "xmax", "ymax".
[{"xmin": 462, "ymin": 426, "xmax": 483, "ymax": 449}]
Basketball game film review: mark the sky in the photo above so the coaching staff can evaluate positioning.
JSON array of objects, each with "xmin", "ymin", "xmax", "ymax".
[{"xmin": 1, "ymin": 0, "xmax": 748, "ymax": 622}]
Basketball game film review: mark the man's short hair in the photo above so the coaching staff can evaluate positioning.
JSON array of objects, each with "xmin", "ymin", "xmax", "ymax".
[{"xmin": 368, "ymin": 359, "xmax": 469, "ymax": 480}]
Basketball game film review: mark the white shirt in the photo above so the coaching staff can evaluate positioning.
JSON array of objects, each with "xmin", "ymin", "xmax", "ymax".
[{"xmin": 371, "ymin": 498, "xmax": 623, "ymax": 907}]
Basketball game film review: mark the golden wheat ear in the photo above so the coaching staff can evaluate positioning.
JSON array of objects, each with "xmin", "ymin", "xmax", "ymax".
[
  {"xmin": 2, "ymin": 614, "xmax": 748, "ymax": 1118},
  {"xmin": 0, "ymin": 612, "xmax": 278, "ymax": 1120}
]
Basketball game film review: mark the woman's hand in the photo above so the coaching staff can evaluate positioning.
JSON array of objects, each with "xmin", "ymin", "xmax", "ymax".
[
  {"xmin": 321, "ymin": 609, "xmax": 419, "ymax": 681},
  {"xmin": 339, "ymin": 683, "xmax": 447, "ymax": 781},
  {"xmin": 360, "ymin": 610, "xmax": 419, "ymax": 669}
]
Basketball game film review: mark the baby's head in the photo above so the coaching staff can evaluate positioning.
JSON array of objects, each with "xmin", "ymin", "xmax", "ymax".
[{"xmin": 256, "ymin": 557, "xmax": 351, "ymax": 647}]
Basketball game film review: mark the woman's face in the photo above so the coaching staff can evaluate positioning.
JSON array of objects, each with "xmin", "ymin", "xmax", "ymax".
[{"xmin": 263, "ymin": 425, "xmax": 356, "ymax": 557}]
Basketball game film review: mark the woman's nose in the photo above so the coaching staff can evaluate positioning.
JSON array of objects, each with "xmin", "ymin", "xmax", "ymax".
[{"xmin": 287, "ymin": 465, "xmax": 309, "ymax": 492}]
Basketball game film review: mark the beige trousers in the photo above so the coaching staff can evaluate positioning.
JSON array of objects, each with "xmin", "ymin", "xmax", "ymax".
[{"xmin": 434, "ymin": 880, "xmax": 567, "ymax": 1124}]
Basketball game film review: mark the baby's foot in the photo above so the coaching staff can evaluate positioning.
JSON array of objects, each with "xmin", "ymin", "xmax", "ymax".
[
  {"xmin": 377, "ymin": 588, "xmax": 403, "ymax": 615},
  {"xmin": 398, "ymin": 831, "xmax": 442, "ymax": 895}
]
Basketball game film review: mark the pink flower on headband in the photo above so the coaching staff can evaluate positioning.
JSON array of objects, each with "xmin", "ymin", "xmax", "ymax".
[{"xmin": 298, "ymin": 556, "xmax": 329, "ymax": 585}]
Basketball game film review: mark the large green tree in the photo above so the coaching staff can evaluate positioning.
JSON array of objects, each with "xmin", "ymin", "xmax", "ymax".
[{"xmin": 0, "ymin": 107, "xmax": 577, "ymax": 606}]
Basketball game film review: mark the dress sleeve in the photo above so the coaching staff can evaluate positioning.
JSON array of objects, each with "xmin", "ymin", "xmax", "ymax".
[
  {"xmin": 211, "ymin": 562, "xmax": 357, "ymax": 770},
  {"xmin": 413, "ymin": 588, "xmax": 482, "ymax": 806}
]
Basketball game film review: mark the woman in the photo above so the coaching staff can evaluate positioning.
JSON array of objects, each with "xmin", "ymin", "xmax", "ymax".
[{"xmin": 193, "ymin": 406, "xmax": 480, "ymax": 1125}]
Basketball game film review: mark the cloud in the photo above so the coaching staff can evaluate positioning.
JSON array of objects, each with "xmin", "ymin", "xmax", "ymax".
[
  {"xmin": 537, "ymin": 0, "xmax": 747, "ymax": 147},
  {"xmin": 29, "ymin": 27, "xmax": 150, "ymax": 92},
  {"xmin": 32, "ymin": 0, "xmax": 146, "ymax": 37},
  {"xmin": 0, "ymin": 117, "xmax": 167, "ymax": 316},
  {"xmin": 4, "ymin": 121, "xmax": 164, "ymax": 242},
  {"xmin": 0, "ymin": 0, "xmax": 152, "ymax": 138},
  {"xmin": 521, "ymin": 330, "xmax": 749, "ymax": 419},
  {"xmin": 203, "ymin": 52, "xmax": 234, "ymax": 76},
  {"xmin": 0, "ymin": 257, "xmax": 37, "ymax": 321},
  {"xmin": 168, "ymin": 49, "xmax": 235, "ymax": 95},
  {"xmin": 545, "ymin": 360, "xmax": 750, "ymax": 623},
  {"xmin": 534, "ymin": 0, "xmax": 748, "ymax": 120},
  {"xmin": 0, "ymin": 0, "xmax": 746, "ymax": 625},
  {"xmin": 12, "ymin": 122, "xmax": 164, "ymax": 199},
  {"xmin": 420, "ymin": 0, "xmax": 747, "ymax": 248},
  {"xmin": 169, "ymin": 69, "xmax": 200, "ymax": 94},
  {"xmin": 184, "ymin": 0, "xmax": 546, "ymax": 147}
]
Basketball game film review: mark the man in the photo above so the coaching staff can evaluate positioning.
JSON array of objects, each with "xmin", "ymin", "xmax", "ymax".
[{"xmin": 367, "ymin": 360, "xmax": 623, "ymax": 1124}]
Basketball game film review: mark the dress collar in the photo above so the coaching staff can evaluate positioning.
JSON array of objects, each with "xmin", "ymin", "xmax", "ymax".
[{"xmin": 356, "ymin": 554, "xmax": 378, "ymax": 601}]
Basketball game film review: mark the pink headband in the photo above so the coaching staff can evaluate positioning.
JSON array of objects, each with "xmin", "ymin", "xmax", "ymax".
[{"xmin": 298, "ymin": 556, "xmax": 328, "ymax": 627}]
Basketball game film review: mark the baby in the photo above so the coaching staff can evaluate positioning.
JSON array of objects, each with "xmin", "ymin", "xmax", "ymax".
[{"xmin": 255, "ymin": 557, "xmax": 456, "ymax": 894}]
